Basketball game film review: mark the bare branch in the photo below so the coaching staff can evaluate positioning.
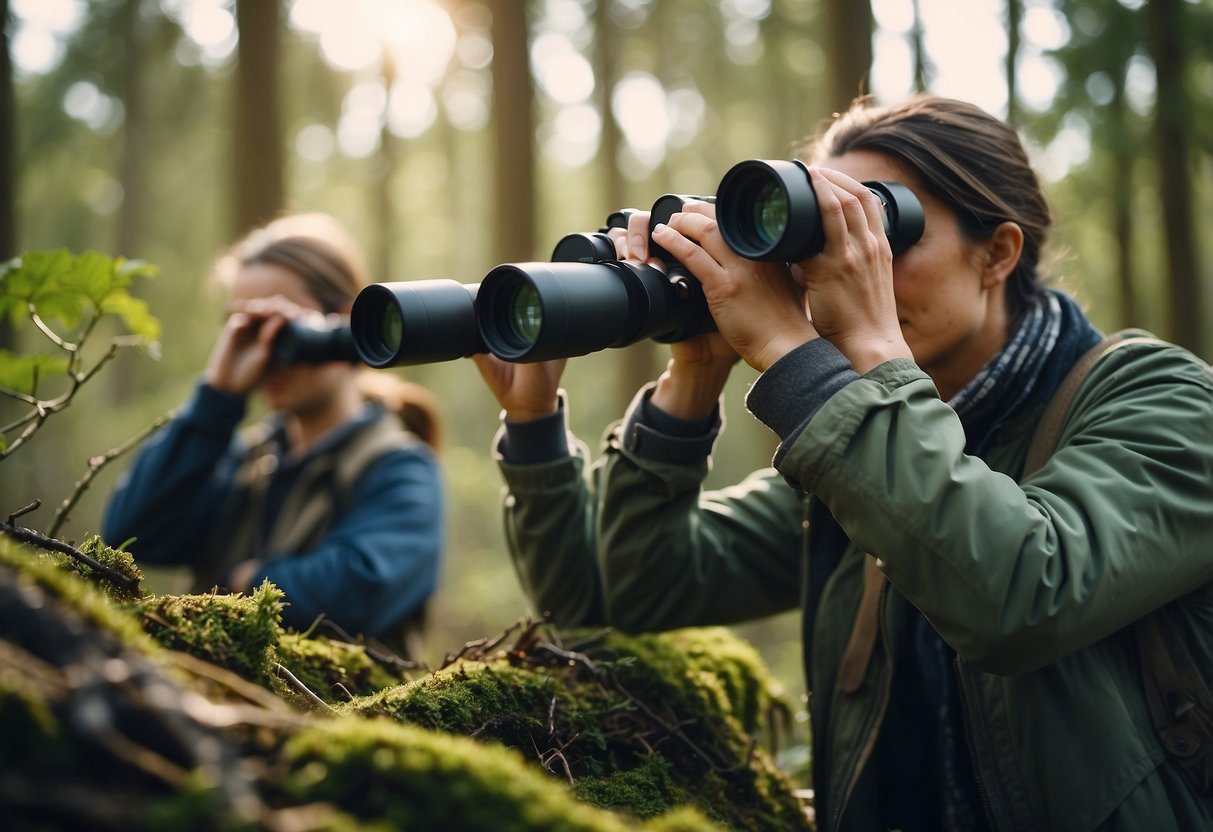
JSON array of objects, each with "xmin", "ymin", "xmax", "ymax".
[
  {"xmin": 29, "ymin": 305, "xmax": 76, "ymax": 351},
  {"xmin": 48, "ymin": 410, "xmax": 176, "ymax": 538},
  {"xmin": 0, "ymin": 520, "xmax": 141, "ymax": 593}
]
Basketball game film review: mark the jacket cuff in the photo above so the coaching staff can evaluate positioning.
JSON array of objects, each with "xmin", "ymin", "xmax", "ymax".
[
  {"xmin": 618, "ymin": 383, "xmax": 722, "ymax": 465},
  {"xmin": 180, "ymin": 380, "xmax": 248, "ymax": 434},
  {"xmin": 496, "ymin": 391, "xmax": 572, "ymax": 464},
  {"xmin": 746, "ymin": 338, "xmax": 858, "ymax": 446}
]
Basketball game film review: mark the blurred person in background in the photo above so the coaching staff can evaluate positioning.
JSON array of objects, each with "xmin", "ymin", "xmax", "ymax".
[{"xmin": 104, "ymin": 213, "xmax": 444, "ymax": 659}]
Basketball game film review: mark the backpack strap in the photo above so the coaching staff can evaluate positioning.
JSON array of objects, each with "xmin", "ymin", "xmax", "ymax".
[{"xmin": 1022, "ymin": 329, "xmax": 1213, "ymax": 795}]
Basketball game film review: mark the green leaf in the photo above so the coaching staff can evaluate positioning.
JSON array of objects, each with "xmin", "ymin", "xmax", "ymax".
[
  {"xmin": 101, "ymin": 292, "xmax": 161, "ymax": 341},
  {"xmin": 73, "ymin": 251, "xmax": 123, "ymax": 302},
  {"xmin": 0, "ymin": 350, "xmax": 71, "ymax": 395}
]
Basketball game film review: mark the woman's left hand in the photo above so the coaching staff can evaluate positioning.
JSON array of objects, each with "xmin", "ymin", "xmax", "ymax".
[
  {"xmin": 793, "ymin": 166, "xmax": 913, "ymax": 373},
  {"xmin": 651, "ymin": 201, "xmax": 818, "ymax": 373}
]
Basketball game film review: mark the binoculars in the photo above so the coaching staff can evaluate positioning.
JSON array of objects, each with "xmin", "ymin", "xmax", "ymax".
[
  {"xmin": 342, "ymin": 158, "xmax": 925, "ymax": 368},
  {"xmin": 272, "ymin": 318, "xmax": 359, "ymax": 365}
]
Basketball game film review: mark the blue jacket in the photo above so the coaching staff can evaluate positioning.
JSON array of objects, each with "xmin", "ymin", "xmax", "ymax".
[{"xmin": 103, "ymin": 382, "xmax": 443, "ymax": 638}]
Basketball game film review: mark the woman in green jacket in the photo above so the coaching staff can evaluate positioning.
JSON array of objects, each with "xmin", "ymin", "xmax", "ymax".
[{"xmin": 474, "ymin": 96, "xmax": 1213, "ymax": 831}]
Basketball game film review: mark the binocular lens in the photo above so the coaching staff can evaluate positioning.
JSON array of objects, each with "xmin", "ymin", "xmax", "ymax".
[
  {"xmin": 508, "ymin": 283, "xmax": 543, "ymax": 345},
  {"xmin": 754, "ymin": 180, "xmax": 790, "ymax": 247},
  {"xmin": 379, "ymin": 303, "xmax": 404, "ymax": 354}
]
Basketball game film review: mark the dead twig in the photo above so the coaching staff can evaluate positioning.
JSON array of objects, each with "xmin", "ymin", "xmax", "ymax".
[
  {"xmin": 274, "ymin": 663, "xmax": 335, "ymax": 714},
  {"xmin": 48, "ymin": 410, "xmax": 176, "ymax": 539},
  {"xmin": 0, "ymin": 519, "xmax": 141, "ymax": 593}
]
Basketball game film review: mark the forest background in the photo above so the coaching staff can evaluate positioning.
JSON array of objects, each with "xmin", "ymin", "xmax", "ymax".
[{"xmin": 2, "ymin": 0, "xmax": 1212, "ymax": 761}]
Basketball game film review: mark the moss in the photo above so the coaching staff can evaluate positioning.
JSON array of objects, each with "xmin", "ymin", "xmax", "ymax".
[
  {"xmin": 0, "ymin": 538, "xmax": 155, "ymax": 650},
  {"xmin": 340, "ymin": 629, "xmax": 811, "ymax": 831},
  {"xmin": 572, "ymin": 754, "xmax": 676, "ymax": 819},
  {"xmin": 133, "ymin": 581, "xmax": 285, "ymax": 682},
  {"xmin": 65, "ymin": 533, "xmax": 147, "ymax": 603},
  {"xmin": 1, "ymin": 543, "xmax": 805, "ymax": 829},
  {"xmin": 276, "ymin": 717, "xmax": 727, "ymax": 832},
  {"xmin": 275, "ymin": 632, "xmax": 405, "ymax": 705}
]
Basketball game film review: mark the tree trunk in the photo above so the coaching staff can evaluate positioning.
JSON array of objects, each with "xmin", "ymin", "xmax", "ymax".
[
  {"xmin": 910, "ymin": 0, "xmax": 930, "ymax": 93},
  {"xmin": 1146, "ymin": 0, "xmax": 1202, "ymax": 354},
  {"xmin": 1005, "ymin": 0, "xmax": 1021, "ymax": 124},
  {"xmin": 0, "ymin": 0, "xmax": 15, "ymax": 260},
  {"xmin": 372, "ymin": 49, "xmax": 398, "ymax": 284},
  {"xmin": 231, "ymin": 0, "xmax": 285, "ymax": 239},
  {"xmin": 824, "ymin": 0, "xmax": 872, "ymax": 113},
  {"xmin": 1109, "ymin": 75, "xmax": 1137, "ymax": 329},
  {"xmin": 489, "ymin": 0, "xmax": 535, "ymax": 263},
  {"xmin": 115, "ymin": 0, "xmax": 145, "ymax": 260}
]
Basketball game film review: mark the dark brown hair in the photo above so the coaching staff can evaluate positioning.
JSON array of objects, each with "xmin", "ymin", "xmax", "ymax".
[{"xmin": 806, "ymin": 96, "xmax": 1051, "ymax": 325}]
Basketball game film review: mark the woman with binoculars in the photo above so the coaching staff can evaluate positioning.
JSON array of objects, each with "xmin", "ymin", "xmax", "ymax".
[
  {"xmin": 103, "ymin": 213, "xmax": 444, "ymax": 660},
  {"xmin": 475, "ymin": 96, "xmax": 1213, "ymax": 830}
]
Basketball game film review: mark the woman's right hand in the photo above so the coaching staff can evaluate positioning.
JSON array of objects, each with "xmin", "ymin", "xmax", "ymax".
[
  {"xmin": 205, "ymin": 303, "xmax": 284, "ymax": 395},
  {"xmin": 471, "ymin": 352, "xmax": 567, "ymax": 422},
  {"xmin": 611, "ymin": 211, "xmax": 740, "ymax": 421},
  {"xmin": 204, "ymin": 296, "xmax": 310, "ymax": 395}
]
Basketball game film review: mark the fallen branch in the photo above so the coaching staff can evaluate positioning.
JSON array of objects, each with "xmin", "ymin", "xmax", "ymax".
[{"xmin": 0, "ymin": 519, "xmax": 140, "ymax": 593}]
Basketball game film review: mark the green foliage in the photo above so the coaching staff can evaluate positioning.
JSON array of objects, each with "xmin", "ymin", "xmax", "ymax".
[
  {"xmin": 0, "ymin": 249, "xmax": 161, "ymax": 459},
  {"xmin": 0, "ymin": 250, "xmax": 159, "ymax": 339}
]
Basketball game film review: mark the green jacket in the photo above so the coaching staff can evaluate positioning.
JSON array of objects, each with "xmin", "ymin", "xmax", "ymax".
[{"xmin": 497, "ymin": 336, "xmax": 1213, "ymax": 831}]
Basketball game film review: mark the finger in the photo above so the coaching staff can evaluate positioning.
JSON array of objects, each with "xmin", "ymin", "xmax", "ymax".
[
  {"xmin": 650, "ymin": 222, "xmax": 722, "ymax": 283},
  {"xmin": 627, "ymin": 211, "xmax": 652, "ymax": 264},
  {"xmin": 606, "ymin": 226, "xmax": 629, "ymax": 259},
  {"xmin": 816, "ymin": 167, "xmax": 887, "ymax": 241}
]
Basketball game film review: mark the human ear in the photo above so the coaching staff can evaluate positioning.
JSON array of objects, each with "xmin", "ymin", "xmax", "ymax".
[{"xmin": 980, "ymin": 222, "xmax": 1024, "ymax": 288}]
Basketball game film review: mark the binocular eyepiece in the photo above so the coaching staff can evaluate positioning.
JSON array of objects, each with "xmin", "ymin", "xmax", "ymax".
[
  {"xmin": 272, "ymin": 318, "xmax": 359, "ymax": 365},
  {"xmin": 715, "ymin": 159, "xmax": 924, "ymax": 261},
  {"xmin": 348, "ymin": 160, "xmax": 925, "ymax": 368}
]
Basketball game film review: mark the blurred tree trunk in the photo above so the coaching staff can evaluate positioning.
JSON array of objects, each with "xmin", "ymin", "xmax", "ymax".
[
  {"xmin": 0, "ymin": 0, "xmax": 14, "ymax": 261},
  {"xmin": 115, "ymin": 0, "xmax": 146, "ymax": 260},
  {"xmin": 910, "ymin": 0, "xmax": 930, "ymax": 93},
  {"xmin": 824, "ymin": 0, "xmax": 872, "ymax": 112},
  {"xmin": 1146, "ymin": 0, "xmax": 1202, "ymax": 354},
  {"xmin": 372, "ymin": 49, "xmax": 398, "ymax": 284},
  {"xmin": 231, "ymin": 0, "xmax": 285, "ymax": 239},
  {"xmin": 0, "ymin": 0, "xmax": 16, "ymax": 356},
  {"xmin": 594, "ymin": 1, "xmax": 654, "ymax": 409},
  {"xmin": 1005, "ymin": 0, "xmax": 1021, "ymax": 124},
  {"xmin": 1109, "ymin": 74, "xmax": 1137, "ymax": 330},
  {"xmin": 489, "ymin": 0, "xmax": 535, "ymax": 263}
]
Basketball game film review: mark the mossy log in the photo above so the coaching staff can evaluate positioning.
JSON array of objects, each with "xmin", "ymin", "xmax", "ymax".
[{"xmin": 0, "ymin": 536, "xmax": 812, "ymax": 831}]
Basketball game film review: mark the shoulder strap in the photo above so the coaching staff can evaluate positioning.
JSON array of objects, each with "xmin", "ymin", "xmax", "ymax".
[
  {"xmin": 1022, "ymin": 330, "xmax": 1162, "ymax": 478},
  {"xmin": 1022, "ymin": 329, "xmax": 1213, "ymax": 794},
  {"xmin": 266, "ymin": 410, "xmax": 417, "ymax": 556}
]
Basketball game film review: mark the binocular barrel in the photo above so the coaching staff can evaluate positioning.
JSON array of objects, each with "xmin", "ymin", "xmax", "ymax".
[
  {"xmin": 272, "ymin": 319, "xmax": 359, "ymax": 365},
  {"xmin": 347, "ymin": 167, "xmax": 925, "ymax": 367},
  {"xmin": 715, "ymin": 159, "xmax": 924, "ymax": 261},
  {"xmin": 349, "ymin": 280, "xmax": 483, "ymax": 368}
]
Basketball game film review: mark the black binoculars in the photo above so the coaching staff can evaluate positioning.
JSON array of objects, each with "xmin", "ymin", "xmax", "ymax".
[
  {"xmin": 350, "ymin": 194, "xmax": 715, "ymax": 367},
  {"xmin": 272, "ymin": 318, "xmax": 359, "ymax": 365},
  {"xmin": 348, "ymin": 159, "xmax": 925, "ymax": 367}
]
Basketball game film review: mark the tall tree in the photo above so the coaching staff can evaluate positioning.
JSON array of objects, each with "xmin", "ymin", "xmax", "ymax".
[
  {"xmin": 1146, "ymin": 0, "xmax": 1202, "ymax": 354},
  {"xmin": 0, "ymin": 0, "xmax": 15, "ymax": 260},
  {"xmin": 909, "ymin": 0, "xmax": 931, "ymax": 93},
  {"xmin": 488, "ymin": 0, "xmax": 535, "ymax": 263},
  {"xmin": 372, "ymin": 47, "xmax": 399, "ymax": 284},
  {"xmin": 114, "ymin": 0, "xmax": 146, "ymax": 259},
  {"xmin": 231, "ymin": 0, "xmax": 285, "ymax": 238},
  {"xmin": 823, "ymin": 0, "xmax": 872, "ymax": 112},
  {"xmin": 1005, "ymin": 0, "xmax": 1022, "ymax": 125}
]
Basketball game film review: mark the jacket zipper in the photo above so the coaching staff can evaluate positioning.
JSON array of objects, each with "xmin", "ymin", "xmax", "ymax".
[
  {"xmin": 831, "ymin": 579, "xmax": 893, "ymax": 832},
  {"xmin": 954, "ymin": 655, "xmax": 1001, "ymax": 831}
]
